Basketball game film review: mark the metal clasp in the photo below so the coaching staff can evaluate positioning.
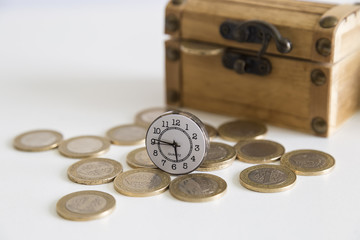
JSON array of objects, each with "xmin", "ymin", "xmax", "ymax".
[
  {"xmin": 220, "ymin": 20, "xmax": 292, "ymax": 57},
  {"xmin": 222, "ymin": 50, "xmax": 272, "ymax": 76}
]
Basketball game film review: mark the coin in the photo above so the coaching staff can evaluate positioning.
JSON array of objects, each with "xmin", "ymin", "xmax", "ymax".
[
  {"xmin": 218, "ymin": 120, "xmax": 267, "ymax": 142},
  {"xmin": 170, "ymin": 173, "xmax": 227, "ymax": 202},
  {"xmin": 113, "ymin": 169, "xmax": 170, "ymax": 197},
  {"xmin": 58, "ymin": 135, "xmax": 110, "ymax": 158},
  {"xmin": 56, "ymin": 190, "xmax": 115, "ymax": 221},
  {"xmin": 67, "ymin": 158, "xmax": 123, "ymax": 185},
  {"xmin": 280, "ymin": 149, "xmax": 335, "ymax": 176},
  {"xmin": 126, "ymin": 147, "xmax": 157, "ymax": 169},
  {"xmin": 106, "ymin": 124, "xmax": 147, "ymax": 145},
  {"xmin": 204, "ymin": 124, "xmax": 218, "ymax": 140},
  {"xmin": 239, "ymin": 165, "xmax": 296, "ymax": 193},
  {"xmin": 235, "ymin": 140, "xmax": 285, "ymax": 163},
  {"xmin": 197, "ymin": 142, "xmax": 236, "ymax": 171},
  {"xmin": 13, "ymin": 129, "xmax": 63, "ymax": 151},
  {"xmin": 180, "ymin": 41, "xmax": 224, "ymax": 56},
  {"xmin": 135, "ymin": 107, "xmax": 169, "ymax": 127}
]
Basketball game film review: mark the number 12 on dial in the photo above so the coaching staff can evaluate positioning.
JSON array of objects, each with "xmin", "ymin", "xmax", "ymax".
[{"xmin": 145, "ymin": 111, "xmax": 209, "ymax": 175}]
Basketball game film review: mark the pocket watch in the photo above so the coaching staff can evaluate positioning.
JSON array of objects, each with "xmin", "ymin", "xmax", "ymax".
[{"xmin": 145, "ymin": 111, "xmax": 209, "ymax": 175}]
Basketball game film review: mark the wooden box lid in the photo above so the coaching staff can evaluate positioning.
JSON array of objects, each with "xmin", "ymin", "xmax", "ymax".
[{"xmin": 165, "ymin": 0, "xmax": 360, "ymax": 63}]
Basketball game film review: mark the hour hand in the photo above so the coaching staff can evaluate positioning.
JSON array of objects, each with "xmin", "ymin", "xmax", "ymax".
[{"xmin": 151, "ymin": 138, "xmax": 173, "ymax": 146}]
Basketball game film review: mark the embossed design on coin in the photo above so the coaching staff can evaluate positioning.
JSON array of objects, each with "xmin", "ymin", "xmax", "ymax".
[
  {"xmin": 58, "ymin": 136, "xmax": 110, "ymax": 158},
  {"xmin": 218, "ymin": 120, "xmax": 267, "ymax": 142},
  {"xmin": 207, "ymin": 143, "xmax": 228, "ymax": 160},
  {"xmin": 67, "ymin": 158, "xmax": 123, "ymax": 185},
  {"xmin": 67, "ymin": 138, "xmax": 103, "ymax": 154},
  {"xmin": 178, "ymin": 176, "xmax": 218, "ymax": 195},
  {"xmin": 126, "ymin": 147, "xmax": 157, "ymax": 169},
  {"xmin": 135, "ymin": 107, "xmax": 169, "ymax": 127},
  {"xmin": 235, "ymin": 140, "xmax": 285, "ymax": 163},
  {"xmin": 77, "ymin": 162, "xmax": 114, "ymax": 178},
  {"xmin": 240, "ymin": 165, "xmax": 296, "ymax": 193},
  {"xmin": 107, "ymin": 124, "xmax": 147, "ymax": 145},
  {"xmin": 248, "ymin": 168, "xmax": 286, "ymax": 185},
  {"xmin": 65, "ymin": 194, "xmax": 107, "ymax": 214},
  {"xmin": 56, "ymin": 190, "xmax": 115, "ymax": 221},
  {"xmin": 198, "ymin": 142, "xmax": 236, "ymax": 171},
  {"xmin": 13, "ymin": 129, "xmax": 63, "ymax": 151},
  {"xmin": 113, "ymin": 169, "xmax": 170, "ymax": 197},
  {"xmin": 280, "ymin": 149, "xmax": 335, "ymax": 176},
  {"xmin": 169, "ymin": 173, "xmax": 227, "ymax": 202},
  {"xmin": 290, "ymin": 152, "xmax": 326, "ymax": 168}
]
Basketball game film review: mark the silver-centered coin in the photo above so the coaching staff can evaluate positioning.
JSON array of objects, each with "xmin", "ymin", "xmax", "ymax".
[
  {"xmin": 58, "ymin": 135, "xmax": 111, "ymax": 158},
  {"xmin": 14, "ymin": 129, "xmax": 63, "ymax": 151}
]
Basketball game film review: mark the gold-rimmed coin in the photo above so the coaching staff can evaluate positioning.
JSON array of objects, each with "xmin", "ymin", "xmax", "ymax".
[
  {"xmin": 239, "ymin": 165, "xmax": 296, "ymax": 193},
  {"xmin": 280, "ymin": 149, "xmax": 335, "ymax": 176},
  {"xmin": 235, "ymin": 140, "xmax": 285, "ymax": 164},
  {"xmin": 126, "ymin": 147, "xmax": 157, "ymax": 169},
  {"xmin": 56, "ymin": 190, "xmax": 115, "ymax": 221},
  {"xmin": 180, "ymin": 41, "xmax": 224, "ymax": 56},
  {"xmin": 134, "ymin": 107, "xmax": 169, "ymax": 127},
  {"xmin": 169, "ymin": 173, "xmax": 227, "ymax": 202},
  {"xmin": 106, "ymin": 124, "xmax": 147, "ymax": 145},
  {"xmin": 218, "ymin": 120, "xmax": 267, "ymax": 142},
  {"xmin": 204, "ymin": 124, "xmax": 218, "ymax": 140},
  {"xmin": 58, "ymin": 135, "xmax": 110, "ymax": 158},
  {"xmin": 113, "ymin": 169, "xmax": 170, "ymax": 197},
  {"xmin": 198, "ymin": 142, "xmax": 236, "ymax": 171},
  {"xmin": 13, "ymin": 129, "xmax": 63, "ymax": 151},
  {"xmin": 67, "ymin": 158, "xmax": 123, "ymax": 185}
]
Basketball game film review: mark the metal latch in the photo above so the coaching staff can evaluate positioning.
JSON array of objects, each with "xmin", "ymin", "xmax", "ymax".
[
  {"xmin": 219, "ymin": 20, "xmax": 291, "ymax": 76},
  {"xmin": 220, "ymin": 20, "xmax": 292, "ymax": 56},
  {"xmin": 222, "ymin": 50, "xmax": 271, "ymax": 76}
]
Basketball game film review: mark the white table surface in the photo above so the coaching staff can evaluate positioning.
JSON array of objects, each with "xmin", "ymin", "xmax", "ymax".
[{"xmin": 1, "ymin": 1, "xmax": 360, "ymax": 239}]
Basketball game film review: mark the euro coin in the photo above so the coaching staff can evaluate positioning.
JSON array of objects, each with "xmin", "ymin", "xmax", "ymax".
[
  {"xmin": 58, "ymin": 135, "xmax": 110, "ymax": 158},
  {"xmin": 198, "ymin": 142, "xmax": 236, "ymax": 171},
  {"xmin": 134, "ymin": 107, "xmax": 169, "ymax": 127},
  {"xmin": 67, "ymin": 158, "xmax": 123, "ymax": 185},
  {"xmin": 113, "ymin": 169, "xmax": 170, "ymax": 197},
  {"xmin": 218, "ymin": 120, "xmax": 267, "ymax": 142},
  {"xmin": 239, "ymin": 165, "xmax": 296, "ymax": 193},
  {"xmin": 56, "ymin": 190, "xmax": 115, "ymax": 221},
  {"xmin": 106, "ymin": 124, "xmax": 147, "ymax": 145},
  {"xmin": 204, "ymin": 124, "xmax": 218, "ymax": 140},
  {"xmin": 126, "ymin": 147, "xmax": 157, "ymax": 169},
  {"xmin": 13, "ymin": 129, "xmax": 63, "ymax": 151},
  {"xmin": 280, "ymin": 149, "xmax": 335, "ymax": 176},
  {"xmin": 235, "ymin": 140, "xmax": 285, "ymax": 163},
  {"xmin": 169, "ymin": 173, "xmax": 227, "ymax": 202}
]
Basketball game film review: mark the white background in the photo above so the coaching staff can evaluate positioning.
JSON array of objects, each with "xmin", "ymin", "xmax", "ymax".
[{"xmin": 1, "ymin": 0, "xmax": 360, "ymax": 239}]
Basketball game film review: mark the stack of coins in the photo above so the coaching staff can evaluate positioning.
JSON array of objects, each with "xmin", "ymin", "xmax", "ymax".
[
  {"xmin": 13, "ymin": 106, "xmax": 336, "ymax": 220},
  {"xmin": 198, "ymin": 142, "xmax": 236, "ymax": 171}
]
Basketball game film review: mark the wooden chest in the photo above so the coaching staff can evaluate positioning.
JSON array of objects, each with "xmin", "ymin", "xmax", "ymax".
[{"xmin": 164, "ymin": 0, "xmax": 360, "ymax": 137}]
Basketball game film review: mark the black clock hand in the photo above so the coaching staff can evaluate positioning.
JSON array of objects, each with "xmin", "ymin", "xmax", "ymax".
[
  {"xmin": 151, "ymin": 138, "xmax": 174, "ymax": 146},
  {"xmin": 173, "ymin": 140, "xmax": 179, "ymax": 162}
]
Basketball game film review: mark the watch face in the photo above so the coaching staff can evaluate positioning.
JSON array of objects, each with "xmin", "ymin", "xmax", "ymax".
[{"xmin": 145, "ymin": 111, "xmax": 209, "ymax": 175}]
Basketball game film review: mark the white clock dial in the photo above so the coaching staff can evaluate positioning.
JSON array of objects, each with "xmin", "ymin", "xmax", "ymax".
[{"xmin": 145, "ymin": 111, "xmax": 209, "ymax": 175}]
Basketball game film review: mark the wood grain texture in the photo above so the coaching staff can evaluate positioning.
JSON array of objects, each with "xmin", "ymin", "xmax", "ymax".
[
  {"xmin": 329, "ymin": 50, "xmax": 360, "ymax": 135},
  {"xmin": 181, "ymin": 46, "xmax": 329, "ymax": 134},
  {"xmin": 165, "ymin": 39, "xmax": 182, "ymax": 106}
]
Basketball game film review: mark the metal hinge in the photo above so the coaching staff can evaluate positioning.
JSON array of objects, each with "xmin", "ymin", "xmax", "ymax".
[{"xmin": 222, "ymin": 50, "xmax": 272, "ymax": 76}]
